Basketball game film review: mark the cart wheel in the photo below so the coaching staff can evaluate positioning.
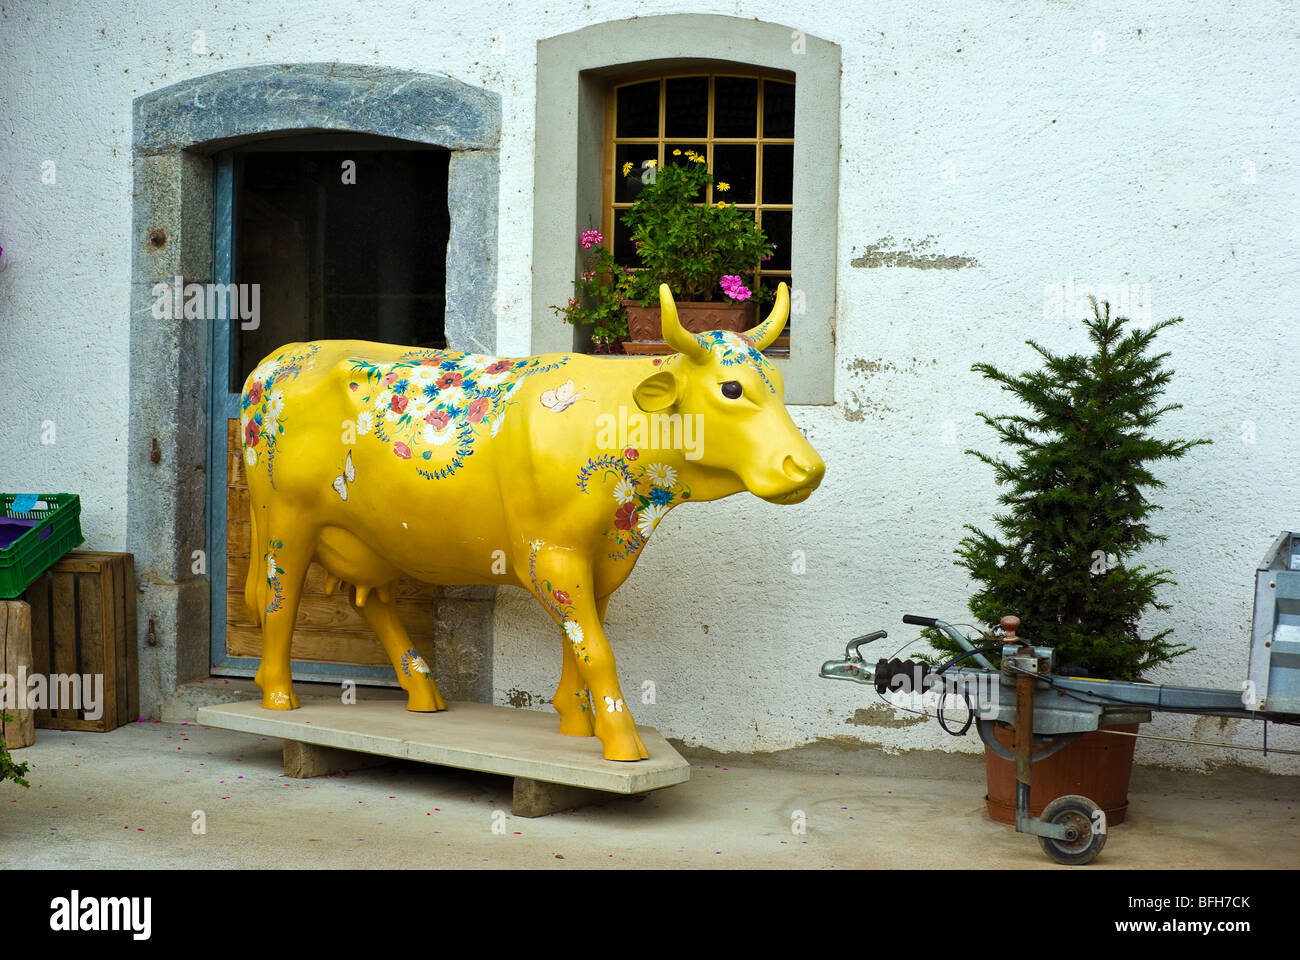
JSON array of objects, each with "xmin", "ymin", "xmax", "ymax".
[{"xmin": 1038, "ymin": 795, "xmax": 1106, "ymax": 866}]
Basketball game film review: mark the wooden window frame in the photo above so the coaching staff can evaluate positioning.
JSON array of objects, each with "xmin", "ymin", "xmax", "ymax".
[{"xmin": 602, "ymin": 67, "xmax": 795, "ymax": 350}]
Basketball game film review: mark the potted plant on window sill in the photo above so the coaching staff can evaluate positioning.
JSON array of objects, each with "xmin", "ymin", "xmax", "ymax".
[
  {"xmin": 553, "ymin": 153, "xmax": 775, "ymax": 355},
  {"xmin": 924, "ymin": 299, "xmax": 1210, "ymax": 826}
]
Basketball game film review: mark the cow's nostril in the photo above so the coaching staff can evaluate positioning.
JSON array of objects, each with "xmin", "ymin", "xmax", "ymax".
[{"xmin": 783, "ymin": 455, "xmax": 811, "ymax": 483}]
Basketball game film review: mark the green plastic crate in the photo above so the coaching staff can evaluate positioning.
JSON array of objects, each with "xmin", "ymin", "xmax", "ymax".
[{"xmin": 0, "ymin": 493, "xmax": 84, "ymax": 599}]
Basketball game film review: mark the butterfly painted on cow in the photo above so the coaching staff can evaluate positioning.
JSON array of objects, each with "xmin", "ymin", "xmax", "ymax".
[
  {"xmin": 331, "ymin": 451, "xmax": 356, "ymax": 501},
  {"xmin": 540, "ymin": 379, "xmax": 583, "ymax": 413}
]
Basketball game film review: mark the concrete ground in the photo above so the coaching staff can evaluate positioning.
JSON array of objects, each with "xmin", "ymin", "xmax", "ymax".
[{"xmin": 3, "ymin": 692, "xmax": 1298, "ymax": 869}]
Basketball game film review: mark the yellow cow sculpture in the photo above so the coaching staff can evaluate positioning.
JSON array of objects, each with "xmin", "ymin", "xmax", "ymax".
[{"xmin": 240, "ymin": 283, "xmax": 823, "ymax": 760}]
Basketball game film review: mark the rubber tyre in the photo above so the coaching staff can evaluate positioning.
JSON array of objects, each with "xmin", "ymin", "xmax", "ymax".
[{"xmin": 1038, "ymin": 794, "xmax": 1107, "ymax": 865}]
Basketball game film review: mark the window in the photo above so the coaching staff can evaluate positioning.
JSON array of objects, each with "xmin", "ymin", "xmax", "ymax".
[
  {"xmin": 533, "ymin": 17, "xmax": 839, "ymax": 404},
  {"xmin": 604, "ymin": 71, "xmax": 795, "ymax": 353}
]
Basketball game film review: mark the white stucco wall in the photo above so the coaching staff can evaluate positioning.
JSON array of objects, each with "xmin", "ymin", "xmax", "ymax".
[{"xmin": 2, "ymin": 1, "xmax": 1296, "ymax": 772}]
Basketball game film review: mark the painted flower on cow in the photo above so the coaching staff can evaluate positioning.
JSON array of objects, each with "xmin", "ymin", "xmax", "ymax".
[
  {"xmin": 646, "ymin": 463, "xmax": 677, "ymax": 488},
  {"xmin": 637, "ymin": 505, "xmax": 669, "ymax": 538},
  {"xmin": 349, "ymin": 349, "xmax": 568, "ymax": 481},
  {"xmin": 239, "ymin": 345, "xmax": 322, "ymax": 487},
  {"xmin": 694, "ymin": 329, "xmax": 776, "ymax": 394},
  {"xmin": 553, "ymin": 589, "xmax": 571, "ymax": 605},
  {"xmin": 578, "ymin": 446, "xmax": 692, "ymax": 561},
  {"xmin": 400, "ymin": 649, "xmax": 431, "ymax": 678},
  {"xmin": 614, "ymin": 502, "xmax": 639, "ymax": 531},
  {"xmin": 264, "ymin": 538, "xmax": 285, "ymax": 615},
  {"xmin": 563, "ymin": 620, "xmax": 585, "ymax": 648}
]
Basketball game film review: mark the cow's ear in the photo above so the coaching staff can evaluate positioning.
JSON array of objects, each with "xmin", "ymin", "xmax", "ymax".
[{"xmin": 633, "ymin": 370, "xmax": 678, "ymax": 412}]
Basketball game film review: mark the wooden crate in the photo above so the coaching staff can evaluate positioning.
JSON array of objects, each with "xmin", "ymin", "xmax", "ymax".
[
  {"xmin": 22, "ymin": 551, "xmax": 138, "ymax": 732},
  {"xmin": 1, "ymin": 600, "xmax": 35, "ymax": 748}
]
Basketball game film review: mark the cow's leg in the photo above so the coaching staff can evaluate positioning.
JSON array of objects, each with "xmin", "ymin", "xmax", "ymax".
[
  {"xmin": 552, "ymin": 595, "xmax": 607, "ymax": 737},
  {"xmin": 525, "ymin": 550, "xmax": 647, "ymax": 760},
  {"xmin": 351, "ymin": 588, "xmax": 447, "ymax": 712},
  {"xmin": 252, "ymin": 523, "xmax": 315, "ymax": 710}
]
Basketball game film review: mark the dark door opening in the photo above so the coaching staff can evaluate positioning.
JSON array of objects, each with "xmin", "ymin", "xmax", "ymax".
[{"xmin": 210, "ymin": 132, "xmax": 450, "ymax": 683}]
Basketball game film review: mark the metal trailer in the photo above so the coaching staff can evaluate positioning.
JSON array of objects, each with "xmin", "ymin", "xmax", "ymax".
[{"xmin": 818, "ymin": 531, "xmax": 1300, "ymax": 865}]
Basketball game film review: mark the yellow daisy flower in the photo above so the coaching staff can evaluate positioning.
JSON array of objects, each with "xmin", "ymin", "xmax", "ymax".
[
  {"xmin": 645, "ymin": 159, "xmax": 657, "ymax": 168},
  {"xmin": 717, "ymin": 201, "xmax": 728, "ymax": 208},
  {"xmin": 673, "ymin": 149, "xmax": 682, "ymax": 156},
  {"xmin": 621, "ymin": 161, "xmax": 633, "ymax": 176},
  {"xmin": 717, "ymin": 182, "xmax": 730, "ymax": 192},
  {"xmin": 691, "ymin": 154, "xmax": 706, "ymax": 164}
]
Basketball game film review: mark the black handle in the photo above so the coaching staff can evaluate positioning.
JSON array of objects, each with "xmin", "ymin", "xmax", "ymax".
[{"xmin": 902, "ymin": 614, "xmax": 938, "ymax": 628}]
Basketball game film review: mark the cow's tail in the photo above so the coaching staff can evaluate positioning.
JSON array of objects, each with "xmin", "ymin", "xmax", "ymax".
[{"xmin": 244, "ymin": 490, "xmax": 263, "ymax": 627}]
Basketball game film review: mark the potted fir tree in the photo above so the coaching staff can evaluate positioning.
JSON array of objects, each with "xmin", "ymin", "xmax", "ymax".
[
  {"xmin": 930, "ymin": 299, "xmax": 1210, "ymax": 824},
  {"xmin": 553, "ymin": 153, "xmax": 774, "ymax": 354}
]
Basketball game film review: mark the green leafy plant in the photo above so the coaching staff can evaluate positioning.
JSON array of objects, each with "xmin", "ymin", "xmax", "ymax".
[
  {"xmin": 1, "ymin": 712, "xmax": 31, "ymax": 788},
  {"xmin": 620, "ymin": 154, "xmax": 773, "ymax": 304},
  {"xmin": 552, "ymin": 152, "xmax": 774, "ymax": 348},
  {"xmin": 927, "ymin": 299, "xmax": 1211, "ymax": 681}
]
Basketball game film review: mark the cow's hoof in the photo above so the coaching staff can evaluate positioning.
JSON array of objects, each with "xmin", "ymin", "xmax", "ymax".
[
  {"xmin": 404, "ymin": 681, "xmax": 447, "ymax": 713},
  {"xmin": 557, "ymin": 712, "xmax": 595, "ymax": 737},
  {"xmin": 600, "ymin": 728, "xmax": 649, "ymax": 762},
  {"xmin": 261, "ymin": 688, "xmax": 299, "ymax": 710}
]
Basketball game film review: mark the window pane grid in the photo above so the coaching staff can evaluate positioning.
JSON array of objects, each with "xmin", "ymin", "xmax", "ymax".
[{"xmin": 605, "ymin": 71, "xmax": 794, "ymax": 346}]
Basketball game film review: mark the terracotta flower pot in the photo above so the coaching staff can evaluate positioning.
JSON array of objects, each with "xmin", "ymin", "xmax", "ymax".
[
  {"xmin": 984, "ymin": 722, "xmax": 1141, "ymax": 826},
  {"xmin": 622, "ymin": 299, "xmax": 758, "ymax": 355}
]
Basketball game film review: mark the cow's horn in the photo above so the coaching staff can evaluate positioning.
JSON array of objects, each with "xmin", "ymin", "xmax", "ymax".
[
  {"xmin": 659, "ymin": 284, "xmax": 710, "ymax": 362},
  {"xmin": 743, "ymin": 282, "xmax": 789, "ymax": 351}
]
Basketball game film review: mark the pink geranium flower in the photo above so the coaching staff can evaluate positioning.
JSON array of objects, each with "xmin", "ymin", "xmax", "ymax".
[{"xmin": 720, "ymin": 275, "xmax": 752, "ymax": 301}]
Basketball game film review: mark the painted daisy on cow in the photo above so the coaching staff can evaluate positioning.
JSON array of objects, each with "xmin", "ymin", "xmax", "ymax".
[
  {"xmin": 264, "ymin": 538, "xmax": 285, "ymax": 616},
  {"xmin": 347, "ymin": 350, "xmax": 566, "ymax": 481}
]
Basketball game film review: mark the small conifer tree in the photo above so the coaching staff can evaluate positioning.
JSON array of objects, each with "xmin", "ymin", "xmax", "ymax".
[{"xmin": 933, "ymin": 300, "xmax": 1210, "ymax": 681}]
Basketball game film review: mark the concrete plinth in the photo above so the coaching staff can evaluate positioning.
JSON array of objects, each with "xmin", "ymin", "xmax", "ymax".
[{"xmin": 195, "ymin": 698, "xmax": 689, "ymax": 816}]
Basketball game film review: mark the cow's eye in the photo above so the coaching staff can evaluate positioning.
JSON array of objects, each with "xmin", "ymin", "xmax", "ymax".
[{"xmin": 721, "ymin": 380, "xmax": 743, "ymax": 400}]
